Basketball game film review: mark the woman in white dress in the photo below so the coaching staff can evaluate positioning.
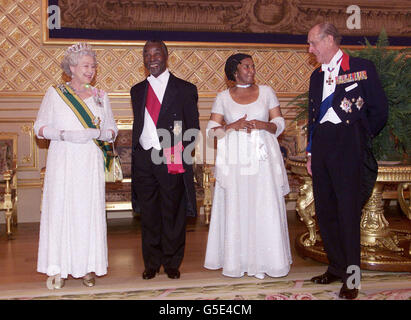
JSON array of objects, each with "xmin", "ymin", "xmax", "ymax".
[
  {"xmin": 34, "ymin": 43, "xmax": 118, "ymax": 289},
  {"xmin": 204, "ymin": 53, "xmax": 292, "ymax": 279}
]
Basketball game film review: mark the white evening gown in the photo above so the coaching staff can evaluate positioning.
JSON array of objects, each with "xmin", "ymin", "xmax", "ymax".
[
  {"xmin": 204, "ymin": 85, "xmax": 292, "ymax": 279},
  {"xmin": 34, "ymin": 86, "xmax": 117, "ymax": 279}
]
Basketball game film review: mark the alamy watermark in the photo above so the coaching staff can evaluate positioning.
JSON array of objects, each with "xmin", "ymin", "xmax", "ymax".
[
  {"xmin": 346, "ymin": 5, "xmax": 361, "ymax": 30},
  {"xmin": 346, "ymin": 265, "xmax": 361, "ymax": 289},
  {"xmin": 148, "ymin": 123, "xmax": 262, "ymax": 177},
  {"xmin": 47, "ymin": 5, "xmax": 61, "ymax": 30}
]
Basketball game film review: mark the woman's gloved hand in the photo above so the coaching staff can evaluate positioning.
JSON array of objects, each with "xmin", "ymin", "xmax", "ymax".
[
  {"xmin": 97, "ymin": 129, "xmax": 114, "ymax": 142},
  {"xmin": 62, "ymin": 128, "xmax": 100, "ymax": 144}
]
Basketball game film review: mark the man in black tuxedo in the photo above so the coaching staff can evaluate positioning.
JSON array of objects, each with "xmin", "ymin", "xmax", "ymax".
[
  {"xmin": 130, "ymin": 40, "xmax": 199, "ymax": 280},
  {"xmin": 306, "ymin": 23, "xmax": 388, "ymax": 299}
]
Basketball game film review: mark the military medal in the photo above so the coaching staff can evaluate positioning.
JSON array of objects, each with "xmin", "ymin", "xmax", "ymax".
[
  {"xmin": 326, "ymin": 67, "xmax": 335, "ymax": 85},
  {"xmin": 356, "ymin": 96, "xmax": 364, "ymax": 110},
  {"xmin": 340, "ymin": 97, "xmax": 352, "ymax": 113},
  {"xmin": 325, "ymin": 56, "xmax": 342, "ymax": 85},
  {"xmin": 336, "ymin": 71, "xmax": 368, "ymax": 85},
  {"xmin": 172, "ymin": 122, "xmax": 182, "ymax": 136}
]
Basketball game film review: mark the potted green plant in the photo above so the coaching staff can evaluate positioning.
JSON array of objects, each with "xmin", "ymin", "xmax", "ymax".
[{"xmin": 290, "ymin": 30, "xmax": 411, "ymax": 164}]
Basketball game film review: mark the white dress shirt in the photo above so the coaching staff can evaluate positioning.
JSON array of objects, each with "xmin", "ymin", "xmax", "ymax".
[
  {"xmin": 320, "ymin": 49, "xmax": 343, "ymax": 124},
  {"xmin": 139, "ymin": 69, "xmax": 170, "ymax": 150}
]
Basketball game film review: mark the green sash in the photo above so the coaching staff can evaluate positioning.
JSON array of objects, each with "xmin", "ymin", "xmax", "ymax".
[{"xmin": 53, "ymin": 84, "xmax": 113, "ymax": 171}]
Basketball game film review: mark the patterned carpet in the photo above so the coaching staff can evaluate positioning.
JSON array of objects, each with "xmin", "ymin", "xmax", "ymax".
[{"xmin": 8, "ymin": 272, "xmax": 411, "ymax": 300}]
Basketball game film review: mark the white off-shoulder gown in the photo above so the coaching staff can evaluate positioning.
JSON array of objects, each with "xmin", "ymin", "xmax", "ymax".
[
  {"xmin": 34, "ymin": 86, "xmax": 117, "ymax": 279},
  {"xmin": 204, "ymin": 85, "xmax": 292, "ymax": 279}
]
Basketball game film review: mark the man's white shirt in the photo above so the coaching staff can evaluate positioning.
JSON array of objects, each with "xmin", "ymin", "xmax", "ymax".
[
  {"xmin": 319, "ymin": 49, "xmax": 343, "ymax": 124},
  {"xmin": 139, "ymin": 69, "xmax": 170, "ymax": 150}
]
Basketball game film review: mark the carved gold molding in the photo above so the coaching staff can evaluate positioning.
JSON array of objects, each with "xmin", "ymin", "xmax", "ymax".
[
  {"xmin": 52, "ymin": 0, "xmax": 411, "ymax": 37},
  {"xmin": 376, "ymin": 164, "xmax": 411, "ymax": 182}
]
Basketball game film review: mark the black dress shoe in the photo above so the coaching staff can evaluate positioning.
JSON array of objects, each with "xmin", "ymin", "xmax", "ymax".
[
  {"xmin": 311, "ymin": 271, "xmax": 342, "ymax": 284},
  {"xmin": 142, "ymin": 269, "xmax": 158, "ymax": 280},
  {"xmin": 165, "ymin": 268, "xmax": 180, "ymax": 279},
  {"xmin": 339, "ymin": 283, "xmax": 359, "ymax": 300}
]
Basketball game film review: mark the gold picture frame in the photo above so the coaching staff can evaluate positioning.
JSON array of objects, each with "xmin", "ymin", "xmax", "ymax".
[
  {"xmin": 42, "ymin": 0, "xmax": 397, "ymax": 50},
  {"xmin": 42, "ymin": 0, "xmax": 411, "ymax": 50}
]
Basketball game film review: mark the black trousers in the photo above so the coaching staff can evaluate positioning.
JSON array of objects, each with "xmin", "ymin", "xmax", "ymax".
[
  {"xmin": 132, "ymin": 144, "xmax": 187, "ymax": 271},
  {"xmin": 311, "ymin": 121, "xmax": 364, "ymax": 281}
]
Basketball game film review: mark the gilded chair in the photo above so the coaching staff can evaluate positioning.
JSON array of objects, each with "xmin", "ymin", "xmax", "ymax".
[
  {"xmin": 39, "ymin": 121, "xmax": 136, "ymax": 215},
  {"xmin": 193, "ymin": 157, "xmax": 214, "ymax": 224},
  {"xmin": 0, "ymin": 133, "xmax": 18, "ymax": 239},
  {"xmin": 105, "ymin": 120, "xmax": 134, "ymax": 213},
  {"xmin": 105, "ymin": 121, "xmax": 210, "ymax": 220}
]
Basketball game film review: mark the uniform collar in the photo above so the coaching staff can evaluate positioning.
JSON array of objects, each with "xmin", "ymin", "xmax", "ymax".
[
  {"xmin": 318, "ymin": 50, "xmax": 350, "ymax": 73},
  {"xmin": 321, "ymin": 49, "xmax": 343, "ymax": 72},
  {"xmin": 340, "ymin": 52, "xmax": 350, "ymax": 72}
]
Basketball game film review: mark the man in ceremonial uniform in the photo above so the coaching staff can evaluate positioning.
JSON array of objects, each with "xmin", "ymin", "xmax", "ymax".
[
  {"xmin": 306, "ymin": 23, "xmax": 388, "ymax": 299},
  {"xmin": 130, "ymin": 40, "xmax": 199, "ymax": 280}
]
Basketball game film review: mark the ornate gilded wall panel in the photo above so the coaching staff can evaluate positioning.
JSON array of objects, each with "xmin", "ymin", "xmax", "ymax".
[
  {"xmin": 0, "ymin": 0, "xmax": 329, "ymax": 97},
  {"xmin": 2, "ymin": 0, "xmax": 408, "ymax": 98},
  {"xmin": 0, "ymin": 0, "xmax": 315, "ymax": 97}
]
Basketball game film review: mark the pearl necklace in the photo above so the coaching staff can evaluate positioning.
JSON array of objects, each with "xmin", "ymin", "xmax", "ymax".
[{"xmin": 235, "ymin": 84, "xmax": 252, "ymax": 88}]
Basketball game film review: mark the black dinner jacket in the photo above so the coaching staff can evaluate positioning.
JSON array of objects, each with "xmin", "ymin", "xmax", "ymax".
[
  {"xmin": 130, "ymin": 72, "xmax": 200, "ymax": 217},
  {"xmin": 307, "ymin": 53, "xmax": 388, "ymax": 150}
]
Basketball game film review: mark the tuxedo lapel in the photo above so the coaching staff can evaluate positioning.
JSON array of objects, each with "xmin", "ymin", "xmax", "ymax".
[
  {"xmin": 312, "ymin": 70, "xmax": 324, "ymax": 116},
  {"xmin": 158, "ymin": 74, "xmax": 177, "ymax": 124},
  {"xmin": 136, "ymin": 80, "xmax": 149, "ymax": 124}
]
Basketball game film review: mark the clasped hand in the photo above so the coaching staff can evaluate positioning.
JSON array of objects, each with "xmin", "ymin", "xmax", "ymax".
[{"xmin": 228, "ymin": 115, "xmax": 263, "ymax": 133}]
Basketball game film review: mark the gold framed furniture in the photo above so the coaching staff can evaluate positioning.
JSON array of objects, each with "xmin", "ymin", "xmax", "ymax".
[
  {"xmin": 0, "ymin": 132, "xmax": 18, "ymax": 239},
  {"xmin": 289, "ymin": 156, "xmax": 411, "ymax": 272},
  {"xmin": 39, "ymin": 120, "xmax": 136, "ymax": 214},
  {"xmin": 193, "ymin": 162, "xmax": 215, "ymax": 224},
  {"xmin": 398, "ymin": 183, "xmax": 411, "ymax": 220},
  {"xmin": 105, "ymin": 119, "xmax": 134, "ymax": 213}
]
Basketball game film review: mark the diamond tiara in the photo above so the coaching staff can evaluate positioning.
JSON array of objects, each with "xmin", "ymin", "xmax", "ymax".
[{"xmin": 66, "ymin": 43, "xmax": 92, "ymax": 54}]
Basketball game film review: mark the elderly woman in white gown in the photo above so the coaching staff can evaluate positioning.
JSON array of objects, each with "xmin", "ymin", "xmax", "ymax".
[
  {"xmin": 34, "ymin": 43, "xmax": 118, "ymax": 289},
  {"xmin": 204, "ymin": 53, "xmax": 292, "ymax": 279}
]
